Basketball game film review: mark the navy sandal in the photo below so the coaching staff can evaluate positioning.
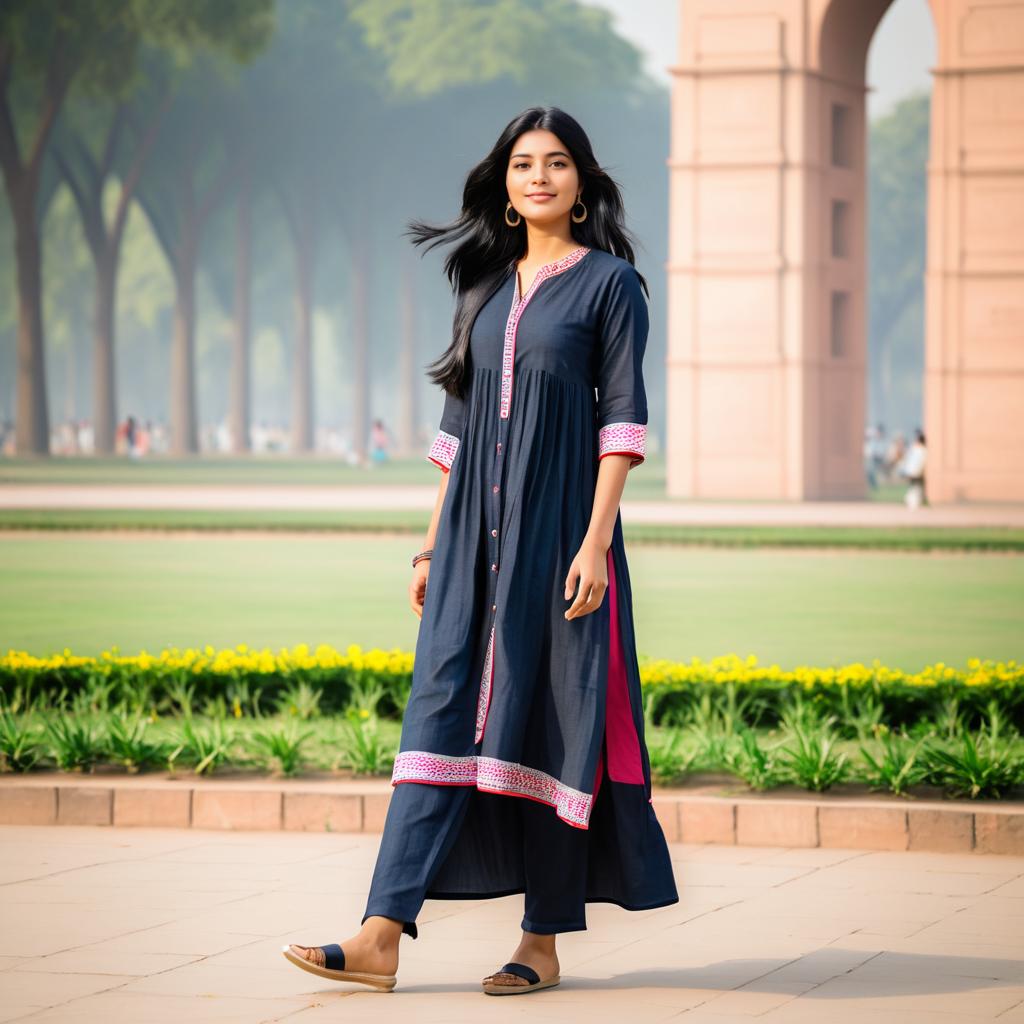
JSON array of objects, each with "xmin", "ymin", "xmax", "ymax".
[
  {"xmin": 482, "ymin": 960, "xmax": 561, "ymax": 995},
  {"xmin": 281, "ymin": 942, "xmax": 397, "ymax": 991}
]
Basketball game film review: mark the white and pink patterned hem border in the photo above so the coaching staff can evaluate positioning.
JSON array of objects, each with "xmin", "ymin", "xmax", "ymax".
[
  {"xmin": 426, "ymin": 429, "xmax": 460, "ymax": 472},
  {"xmin": 598, "ymin": 422, "xmax": 646, "ymax": 469},
  {"xmin": 391, "ymin": 750, "xmax": 594, "ymax": 829}
]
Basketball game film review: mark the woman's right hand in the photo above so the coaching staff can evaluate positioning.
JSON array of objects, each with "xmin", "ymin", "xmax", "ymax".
[{"xmin": 409, "ymin": 561, "xmax": 430, "ymax": 619}]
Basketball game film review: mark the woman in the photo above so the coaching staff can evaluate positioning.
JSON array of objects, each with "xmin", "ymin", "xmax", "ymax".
[{"xmin": 283, "ymin": 106, "xmax": 678, "ymax": 996}]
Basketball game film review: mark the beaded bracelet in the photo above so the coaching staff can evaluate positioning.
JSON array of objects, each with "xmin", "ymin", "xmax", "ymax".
[{"xmin": 411, "ymin": 548, "xmax": 433, "ymax": 567}]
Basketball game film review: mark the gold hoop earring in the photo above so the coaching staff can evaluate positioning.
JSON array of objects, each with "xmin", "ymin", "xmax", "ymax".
[
  {"xmin": 504, "ymin": 202, "xmax": 522, "ymax": 227},
  {"xmin": 571, "ymin": 195, "xmax": 588, "ymax": 223}
]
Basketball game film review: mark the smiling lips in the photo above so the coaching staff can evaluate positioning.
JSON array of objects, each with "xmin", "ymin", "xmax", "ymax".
[{"xmin": 527, "ymin": 193, "xmax": 555, "ymax": 201}]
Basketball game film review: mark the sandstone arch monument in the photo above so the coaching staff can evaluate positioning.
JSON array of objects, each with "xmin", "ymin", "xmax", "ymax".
[{"xmin": 667, "ymin": 0, "xmax": 1024, "ymax": 501}]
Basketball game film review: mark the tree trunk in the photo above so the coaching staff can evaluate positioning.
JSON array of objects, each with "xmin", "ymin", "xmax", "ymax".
[
  {"xmin": 92, "ymin": 247, "xmax": 118, "ymax": 454},
  {"xmin": 1, "ymin": 44, "xmax": 73, "ymax": 458},
  {"xmin": 289, "ymin": 205, "xmax": 315, "ymax": 454},
  {"xmin": 880, "ymin": 328, "xmax": 893, "ymax": 430},
  {"xmin": 13, "ymin": 199, "xmax": 49, "ymax": 455},
  {"xmin": 170, "ymin": 230, "xmax": 199, "ymax": 456},
  {"xmin": 230, "ymin": 177, "xmax": 251, "ymax": 453},
  {"xmin": 63, "ymin": 321, "xmax": 75, "ymax": 423},
  {"xmin": 350, "ymin": 219, "xmax": 371, "ymax": 465}
]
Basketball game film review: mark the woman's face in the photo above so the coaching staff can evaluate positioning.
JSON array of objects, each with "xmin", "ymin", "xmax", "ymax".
[{"xmin": 505, "ymin": 128, "xmax": 580, "ymax": 228}]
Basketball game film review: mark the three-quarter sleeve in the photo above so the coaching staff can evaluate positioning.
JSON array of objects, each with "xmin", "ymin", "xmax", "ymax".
[
  {"xmin": 426, "ymin": 387, "xmax": 466, "ymax": 472},
  {"xmin": 595, "ymin": 264, "xmax": 649, "ymax": 469}
]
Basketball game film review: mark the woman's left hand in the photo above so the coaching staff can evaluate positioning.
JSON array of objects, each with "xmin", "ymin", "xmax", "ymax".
[{"xmin": 563, "ymin": 538, "xmax": 608, "ymax": 620}]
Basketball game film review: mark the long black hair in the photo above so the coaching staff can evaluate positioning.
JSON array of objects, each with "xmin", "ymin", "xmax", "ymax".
[{"xmin": 406, "ymin": 106, "xmax": 648, "ymax": 398}]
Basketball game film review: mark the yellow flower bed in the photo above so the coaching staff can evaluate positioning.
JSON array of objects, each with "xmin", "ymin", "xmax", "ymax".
[
  {"xmin": 1, "ymin": 643, "xmax": 415, "ymax": 677},
  {"xmin": 1, "ymin": 647, "xmax": 1021, "ymax": 725},
  {"xmin": 636, "ymin": 653, "xmax": 1022, "ymax": 690},
  {"xmin": 0, "ymin": 646, "xmax": 1019, "ymax": 687}
]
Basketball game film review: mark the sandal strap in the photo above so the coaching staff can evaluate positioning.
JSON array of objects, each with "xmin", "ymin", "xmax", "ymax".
[
  {"xmin": 321, "ymin": 943, "xmax": 346, "ymax": 971},
  {"xmin": 498, "ymin": 961, "xmax": 540, "ymax": 985}
]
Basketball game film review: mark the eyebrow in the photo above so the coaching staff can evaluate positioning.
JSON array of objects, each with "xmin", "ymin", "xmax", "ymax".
[{"xmin": 510, "ymin": 151, "xmax": 571, "ymax": 160}]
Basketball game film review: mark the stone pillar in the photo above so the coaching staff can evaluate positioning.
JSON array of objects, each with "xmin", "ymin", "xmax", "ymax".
[
  {"xmin": 668, "ymin": 0, "xmax": 1024, "ymax": 501},
  {"xmin": 925, "ymin": 0, "xmax": 1024, "ymax": 501}
]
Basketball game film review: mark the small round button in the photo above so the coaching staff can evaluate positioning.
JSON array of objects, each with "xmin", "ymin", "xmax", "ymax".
[
  {"xmin": 496, "ymin": 442, "xmax": 502, "ymax": 451},
  {"xmin": 492, "ymin": 484, "xmax": 499, "ymax": 493},
  {"xmin": 491, "ymin": 563, "xmax": 498, "ymax": 572},
  {"xmin": 491, "ymin": 604, "xmax": 497, "ymax": 612},
  {"xmin": 491, "ymin": 528, "xmax": 497, "ymax": 537}
]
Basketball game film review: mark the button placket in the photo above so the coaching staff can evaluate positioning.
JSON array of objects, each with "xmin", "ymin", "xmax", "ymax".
[
  {"xmin": 476, "ymin": 415, "xmax": 507, "ymax": 746},
  {"xmin": 488, "ymin": 420, "xmax": 507, "ymax": 601},
  {"xmin": 477, "ymin": 246, "xmax": 590, "ymax": 746},
  {"xmin": 487, "ymin": 284, "xmax": 520, "ymax": 620}
]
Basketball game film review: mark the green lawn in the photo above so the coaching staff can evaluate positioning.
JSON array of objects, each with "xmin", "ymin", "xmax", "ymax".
[
  {"xmin": 2, "ymin": 534, "xmax": 1020, "ymax": 671},
  {"xmin": 1, "ymin": 510, "xmax": 1022, "ymax": 551}
]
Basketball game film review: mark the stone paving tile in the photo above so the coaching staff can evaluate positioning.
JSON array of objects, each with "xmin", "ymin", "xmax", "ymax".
[
  {"xmin": 76, "ymin": 926, "xmax": 271, "ymax": 958},
  {"xmin": 913, "ymin": 916, "xmax": 1024, "ymax": 944},
  {"xmin": 835, "ymin": 931, "xmax": 1024, "ymax": 967},
  {"xmin": 665, "ymin": 861, "xmax": 818, "ymax": 889},
  {"xmin": 780, "ymin": 865, "xmax": 1018, "ymax": 896},
  {"xmin": 693, "ymin": 979, "xmax": 818, "ymax": 1015},
  {"xmin": 992, "ymin": 877, "xmax": 1024, "ymax": 898},
  {"xmin": 755, "ymin": 848, "xmax": 868, "ymax": 869},
  {"xmin": 4, "ymin": 877, "xmax": 268, "ymax": 908},
  {"xmin": 10, "ymin": 948, "xmax": 201, "ymax": 977},
  {"xmin": 957, "ymin": 894, "xmax": 1024, "ymax": 917},
  {"xmin": 7, "ymin": 992, "xmax": 316, "ymax": 1023},
  {"xmin": 0, "ymin": 825, "xmax": 1022, "ymax": 1023},
  {"xmin": 764, "ymin": 975, "xmax": 1023, "ymax": 1016},
  {"xmin": 841, "ymin": 950, "xmax": 1024, "ymax": 983},
  {"xmin": 0, "ymin": 903, "xmax": 180, "ymax": 957},
  {"xmin": 0, "ymin": 969, "xmax": 136, "ymax": 1012},
  {"xmin": 844, "ymin": 850, "xmax": 1024, "ymax": 875},
  {"xmin": 758, "ymin": 1010, "xmax": 1000, "ymax": 1024}
]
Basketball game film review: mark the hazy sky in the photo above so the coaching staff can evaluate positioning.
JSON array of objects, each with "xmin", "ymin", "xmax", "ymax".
[{"xmin": 586, "ymin": 0, "xmax": 936, "ymax": 119}]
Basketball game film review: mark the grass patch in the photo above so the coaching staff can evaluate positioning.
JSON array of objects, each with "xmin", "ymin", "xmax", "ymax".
[
  {"xmin": 1, "ymin": 509, "xmax": 1021, "ymax": 551},
  {"xmin": 3, "ymin": 536, "xmax": 1022, "ymax": 667}
]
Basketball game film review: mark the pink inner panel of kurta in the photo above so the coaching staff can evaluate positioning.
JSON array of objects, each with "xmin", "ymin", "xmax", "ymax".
[{"xmin": 604, "ymin": 547, "xmax": 644, "ymax": 783}]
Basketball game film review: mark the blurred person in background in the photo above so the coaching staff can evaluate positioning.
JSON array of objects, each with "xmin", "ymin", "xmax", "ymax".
[
  {"xmin": 885, "ymin": 430, "xmax": 907, "ymax": 484},
  {"xmin": 125, "ymin": 415, "xmax": 139, "ymax": 459},
  {"xmin": 864, "ymin": 423, "xmax": 882, "ymax": 490},
  {"xmin": 901, "ymin": 428, "xmax": 928, "ymax": 508},
  {"xmin": 369, "ymin": 417, "xmax": 394, "ymax": 466},
  {"xmin": 136, "ymin": 420, "xmax": 152, "ymax": 457},
  {"xmin": 77, "ymin": 418, "xmax": 94, "ymax": 454}
]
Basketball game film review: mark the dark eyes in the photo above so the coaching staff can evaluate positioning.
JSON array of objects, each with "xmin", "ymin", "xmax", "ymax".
[{"xmin": 513, "ymin": 160, "xmax": 567, "ymax": 169}]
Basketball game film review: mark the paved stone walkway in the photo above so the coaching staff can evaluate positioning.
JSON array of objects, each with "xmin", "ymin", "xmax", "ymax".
[
  {"xmin": 3, "ymin": 484, "xmax": 1024, "ymax": 526},
  {"xmin": 0, "ymin": 825, "xmax": 1022, "ymax": 1022}
]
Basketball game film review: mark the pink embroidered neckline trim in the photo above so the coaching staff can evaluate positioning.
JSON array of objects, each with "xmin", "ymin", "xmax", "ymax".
[{"xmin": 500, "ymin": 245, "xmax": 590, "ymax": 420}]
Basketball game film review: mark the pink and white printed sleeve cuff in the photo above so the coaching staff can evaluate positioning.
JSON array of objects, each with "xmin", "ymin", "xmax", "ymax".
[
  {"xmin": 598, "ymin": 422, "xmax": 646, "ymax": 469},
  {"xmin": 427, "ymin": 429, "xmax": 460, "ymax": 472}
]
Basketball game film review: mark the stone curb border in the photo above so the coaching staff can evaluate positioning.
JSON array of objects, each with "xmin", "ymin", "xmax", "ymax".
[{"xmin": 0, "ymin": 779, "xmax": 1021, "ymax": 855}]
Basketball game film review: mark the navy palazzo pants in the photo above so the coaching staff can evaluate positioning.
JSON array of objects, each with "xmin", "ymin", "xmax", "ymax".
[{"xmin": 362, "ymin": 774, "xmax": 597, "ymax": 937}]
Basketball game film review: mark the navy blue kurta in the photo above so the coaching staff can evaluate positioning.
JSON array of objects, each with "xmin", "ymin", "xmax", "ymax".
[{"xmin": 394, "ymin": 244, "xmax": 678, "ymax": 913}]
